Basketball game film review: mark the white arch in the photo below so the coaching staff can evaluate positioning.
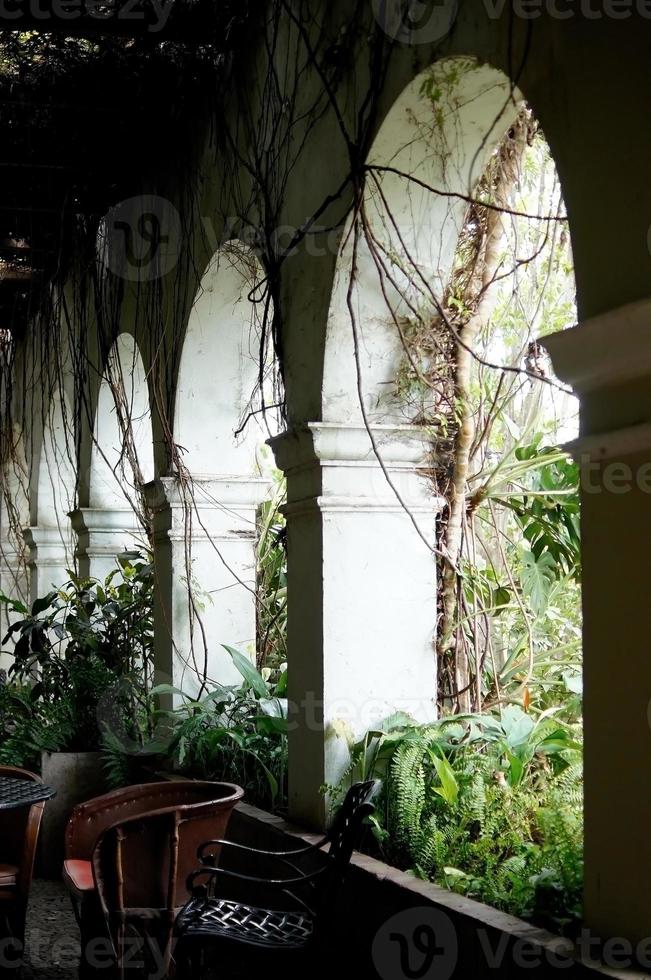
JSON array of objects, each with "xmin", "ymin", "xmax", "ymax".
[
  {"xmin": 174, "ymin": 244, "xmax": 275, "ymax": 476},
  {"xmin": 156, "ymin": 243, "xmax": 274, "ymax": 694},
  {"xmin": 90, "ymin": 333, "xmax": 154, "ymax": 510},
  {"xmin": 35, "ymin": 388, "xmax": 77, "ymax": 530},
  {"xmin": 324, "ymin": 58, "xmax": 522, "ymax": 425}
]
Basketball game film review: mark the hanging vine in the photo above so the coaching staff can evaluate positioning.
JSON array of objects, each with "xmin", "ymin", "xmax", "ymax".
[{"xmin": 0, "ymin": 2, "xmax": 575, "ymax": 708}]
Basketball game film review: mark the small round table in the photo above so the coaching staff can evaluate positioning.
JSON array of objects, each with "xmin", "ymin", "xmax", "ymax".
[{"xmin": 0, "ymin": 777, "xmax": 56, "ymax": 810}]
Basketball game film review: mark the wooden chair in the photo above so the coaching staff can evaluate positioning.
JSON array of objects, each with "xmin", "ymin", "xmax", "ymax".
[
  {"xmin": 0, "ymin": 765, "xmax": 46, "ymax": 953},
  {"xmin": 174, "ymin": 781, "xmax": 380, "ymax": 979},
  {"xmin": 62, "ymin": 780, "xmax": 243, "ymax": 978}
]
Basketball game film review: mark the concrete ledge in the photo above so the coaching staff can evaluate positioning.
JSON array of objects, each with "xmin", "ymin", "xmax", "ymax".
[{"xmin": 229, "ymin": 802, "xmax": 647, "ymax": 979}]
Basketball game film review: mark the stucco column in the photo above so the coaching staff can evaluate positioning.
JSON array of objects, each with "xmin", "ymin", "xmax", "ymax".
[
  {"xmin": 23, "ymin": 526, "xmax": 71, "ymax": 598},
  {"xmin": 270, "ymin": 423, "xmax": 439, "ymax": 828},
  {"xmin": 70, "ymin": 507, "xmax": 144, "ymax": 580},
  {"xmin": 543, "ymin": 297, "xmax": 651, "ymax": 948},
  {"xmin": 145, "ymin": 475, "xmax": 269, "ymax": 696}
]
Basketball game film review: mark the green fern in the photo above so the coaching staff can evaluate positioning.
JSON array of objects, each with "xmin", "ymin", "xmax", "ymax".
[{"xmin": 352, "ymin": 715, "xmax": 584, "ymax": 936}]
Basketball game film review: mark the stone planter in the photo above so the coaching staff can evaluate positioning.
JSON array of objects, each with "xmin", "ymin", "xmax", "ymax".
[{"xmin": 39, "ymin": 751, "xmax": 107, "ymax": 879}]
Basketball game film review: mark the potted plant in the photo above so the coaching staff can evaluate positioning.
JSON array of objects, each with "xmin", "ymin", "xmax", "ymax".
[{"xmin": 0, "ymin": 553, "xmax": 154, "ymax": 875}]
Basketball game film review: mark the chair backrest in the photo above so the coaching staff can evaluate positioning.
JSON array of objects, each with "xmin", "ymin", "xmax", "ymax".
[
  {"xmin": 90, "ymin": 781, "xmax": 243, "ymax": 966},
  {"xmin": 0, "ymin": 765, "xmax": 45, "ymax": 902},
  {"xmin": 248, "ymin": 780, "xmax": 377, "ymax": 917},
  {"xmin": 66, "ymin": 780, "xmax": 241, "ymax": 861},
  {"xmin": 320, "ymin": 780, "xmax": 379, "ymax": 903}
]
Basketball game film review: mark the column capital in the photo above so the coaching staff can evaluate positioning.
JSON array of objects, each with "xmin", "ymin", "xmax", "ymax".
[
  {"xmin": 269, "ymin": 423, "xmax": 442, "ymax": 519},
  {"xmin": 23, "ymin": 525, "xmax": 71, "ymax": 566},
  {"xmin": 143, "ymin": 475, "xmax": 269, "ymax": 512},
  {"xmin": 69, "ymin": 507, "xmax": 142, "ymax": 535},
  {"xmin": 542, "ymin": 296, "xmax": 651, "ymax": 396},
  {"xmin": 143, "ymin": 475, "xmax": 270, "ymax": 543},
  {"xmin": 269, "ymin": 422, "xmax": 434, "ymax": 471},
  {"xmin": 542, "ymin": 297, "xmax": 651, "ymax": 456}
]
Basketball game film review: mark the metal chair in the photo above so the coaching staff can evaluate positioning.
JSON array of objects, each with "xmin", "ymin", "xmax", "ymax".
[
  {"xmin": 174, "ymin": 781, "xmax": 380, "ymax": 978},
  {"xmin": 62, "ymin": 780, "xmax": 244, "ymax": 978},
  {"xmin": 0, "ymin": 765, "xmax": 46, "ymax": 953}
]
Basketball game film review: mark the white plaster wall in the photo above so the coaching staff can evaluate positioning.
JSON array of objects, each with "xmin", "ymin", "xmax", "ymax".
[
  {"xmin": 174, "ymin": 247, "xmax": 273, "ymax": 476},
  {"xmin": 90, "ymin": 333, "xmax": 154, "ymax": 510},
  {"xmin": 36, "ymin": 391, "xmax": 77, "ymax": 531},
  {"xmin": 155, "ymin": 245, "xmax": 275, "ymax": 693},
  {"xmin": 27, "ymin": 390, "xmax": 77, "ymax": 595}
]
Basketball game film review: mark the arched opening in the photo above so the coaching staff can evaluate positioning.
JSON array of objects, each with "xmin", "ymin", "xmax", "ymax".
[
  {"xmin": 90, "ymin": 333, "xmax": 154, "ymax": 512},
  {"xmin": 324, "ymin": 60, "xmax": 523, "ymax": 424},
  {"xmin": 77, "ymin": 334, "xmax": 154, "ymax": 579},
  {"xmin": 152, "ymin": 243, "xmax": 279, "ymax": 695},
  {"xmin": 24, "ymin": 388, "xmax": 77, "ymax": 599},
  {"xmin": 276, "ymin": 58, "xmax": 582, "ymax": 914},
  {"xmin": 331, "ymin": 57, "xmax": 581, "ymax": 922}
]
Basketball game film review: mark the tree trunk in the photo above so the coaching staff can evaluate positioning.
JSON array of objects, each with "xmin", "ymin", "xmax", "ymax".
[{"xmin": 437, "ymin": 109, "xmax": 532, "ymax": 712}]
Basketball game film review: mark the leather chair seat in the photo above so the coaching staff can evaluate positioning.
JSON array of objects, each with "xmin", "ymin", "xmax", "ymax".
[
  {"xmin": 63, "ymin": 859, "xmax": 95, "ymax": 896},
  {"xmin": 0, "ymin": 863, "xmax": 18, "ymax": 887}
]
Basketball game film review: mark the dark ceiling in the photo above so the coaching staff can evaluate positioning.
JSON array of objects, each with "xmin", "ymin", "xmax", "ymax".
[{"xmin": 0, "ymin": 1, "xmax": 248, "ymax": 334}]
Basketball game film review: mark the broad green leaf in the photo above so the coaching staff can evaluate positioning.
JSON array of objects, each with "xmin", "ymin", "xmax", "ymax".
[
  {"xmin": 150, "ymin": 683, "xmax": 192, "ymax": 700},
  {"xmin": 222, "ymin": 645, "xmax": 269, "ymax": 698},
  {"xmin": 0, "ymin": 592, "xmax": 28, "ymax": 615},
  {"xmin": 505, "ymin": 750, "xmax": 525, "ymax": 787},
  {"xmin": 275, "ymin": 669, "xmax": 288, "ymax": 697},
  {"xmin": 31, "ymin": 592, "xmax": 57, "ymax": 617},
  {"xmin": 520, "ymin": 550, "xmax": 556, "ymax": 614},
  {"xmin": 430, "ymin": 751, "xmax": 459, "ymax": 804},
  {"xmin": 255, "ymin": 715, "xmax": 288, "ymax": 736},
  {"xmin": 501, "ymin": 705, "xmax": 535, "ymax": 748}
]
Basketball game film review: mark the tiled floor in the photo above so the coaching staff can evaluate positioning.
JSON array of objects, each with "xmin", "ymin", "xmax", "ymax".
[{"xmin": 22, "ymin": 880, "xmax": 79, "ymax": 979}]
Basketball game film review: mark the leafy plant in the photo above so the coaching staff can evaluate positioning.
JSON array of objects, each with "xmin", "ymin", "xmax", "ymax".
[
  {"xmin": 108, "ymin": 645, "xmax": 289, "ymax": 810},
  {"xmin": 0, "ymin": 553, "xmax": 154, "ymax": 769},
  {"xmin": 256, "ymin": 474, "xmax": 287, "ymax": 673},
  {"xmin": 341, "ymin": 710, "xmax": 583, "ymax": 935}
]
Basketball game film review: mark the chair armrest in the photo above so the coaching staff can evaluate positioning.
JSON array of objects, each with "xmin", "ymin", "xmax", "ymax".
[
  {"xmin": 198, "ymin": 836, "xmax": 328, "ymax": 863},
  {"xmin": 188, "ymin": 864, "xmax": 325, "ymax": 892}
]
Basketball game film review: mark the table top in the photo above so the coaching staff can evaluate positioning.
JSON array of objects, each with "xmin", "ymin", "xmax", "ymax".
[{"xmin": 0, "ymin": 776, "xmax": 56, "ymax": 810}]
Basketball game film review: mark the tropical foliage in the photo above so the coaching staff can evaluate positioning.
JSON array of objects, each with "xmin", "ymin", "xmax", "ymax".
[
  {"xmin": 103, "ymin": 646, "xmax": 288, "ymax": 812},
  {"xmin": 0, "ymin": 554, "xmax": 154, "ymax": 768},
  {"xmin": 338, "ymin": 707, "xmax": 583, "ymax": 935}
]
